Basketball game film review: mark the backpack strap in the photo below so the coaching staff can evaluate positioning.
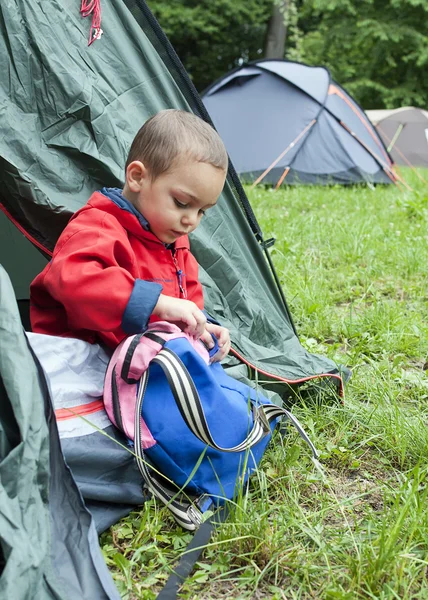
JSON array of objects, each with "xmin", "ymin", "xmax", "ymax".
[
  {"xmin": 134, "ymin": 372, "xmax": 211, "ymax": 530},
  {"xmin": 133, "ymin": 345, "xmax": 319, "ymax": 530},
  {"xmin": 152, "ymin": 347, "xmax": 319, "ymax": 459},
  {"xmin": 156, "ymin": 506, "xmax": 229, "ymax": 600}
]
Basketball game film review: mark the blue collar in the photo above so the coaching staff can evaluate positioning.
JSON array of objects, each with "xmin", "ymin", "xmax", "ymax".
[
  {"xmin": 100, "ymin": 187, "xmax": 174, "ymax": 249},
  {"xmin": 100, "ymin": 187, "xmax": 150, "ymax": 231}
]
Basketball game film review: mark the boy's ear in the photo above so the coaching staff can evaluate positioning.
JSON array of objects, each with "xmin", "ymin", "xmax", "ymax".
[{"xmin": 125, "ymin": 160, "xmax": 149, "ymax": 192}]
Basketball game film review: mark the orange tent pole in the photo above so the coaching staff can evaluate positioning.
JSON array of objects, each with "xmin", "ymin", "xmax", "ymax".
[
  {"xmin": 328, "ymin": 85, "xmax": 390, "ymax": 163},
  {"xmin": 251, "ymin": 119, "xmax": 317, "ymax": 188},
  {"xmin": 275, "ymin": 167, "xmax": 290, "ymax": 190}
]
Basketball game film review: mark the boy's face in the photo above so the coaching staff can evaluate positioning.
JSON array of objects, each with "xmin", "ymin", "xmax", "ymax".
[{"xmin": 124, "ymin": 159, "xmax": 226, "ymax": 244}]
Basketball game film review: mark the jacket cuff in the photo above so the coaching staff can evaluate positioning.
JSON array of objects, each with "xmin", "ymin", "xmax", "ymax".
[{"xmin": 121, "ymin": 279, "xmax": 163, "ymax": 335}]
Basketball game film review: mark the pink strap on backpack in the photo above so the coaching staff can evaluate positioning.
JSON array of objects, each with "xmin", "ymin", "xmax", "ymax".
[{"xmin": 103, "ymin": 322, "xmax": 210, "ymax": 448}]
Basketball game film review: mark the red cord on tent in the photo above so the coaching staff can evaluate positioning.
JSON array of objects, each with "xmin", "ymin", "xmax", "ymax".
[{"xmin": 81, "ymin": 0, "xmax": 102, "ymax": 45}]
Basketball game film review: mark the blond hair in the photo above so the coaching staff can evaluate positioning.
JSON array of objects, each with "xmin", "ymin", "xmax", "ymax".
[{"xmin": 125, "ymin": 109, "xmax": 228, "ymax": 179}]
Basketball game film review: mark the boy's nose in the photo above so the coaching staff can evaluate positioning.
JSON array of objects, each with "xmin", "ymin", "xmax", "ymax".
[{"xmin": 181, "ymin": 212, "xmax": 198, "ymax": 228}]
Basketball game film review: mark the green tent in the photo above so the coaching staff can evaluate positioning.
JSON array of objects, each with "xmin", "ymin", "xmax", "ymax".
[{"xmin": 0, "ymin": 0, "xmax": 345, "ymax": 597}]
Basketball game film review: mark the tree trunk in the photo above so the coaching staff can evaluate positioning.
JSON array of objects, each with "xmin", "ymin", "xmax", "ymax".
[{"xmin": 263, "ymin": 1, "xmax": 288, "ymax": 59}]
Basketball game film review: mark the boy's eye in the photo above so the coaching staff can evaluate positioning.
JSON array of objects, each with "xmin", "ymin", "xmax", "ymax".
[
  {"xmin": 174, "ymin": 198, "xmax": 187, "ymax": 208},
  {"xmin": 199, "ymin": 209, "xmax": 206, "ymax": 216}
]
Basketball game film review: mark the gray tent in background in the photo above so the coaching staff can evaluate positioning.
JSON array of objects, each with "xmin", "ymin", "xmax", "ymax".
[
  {"xmin": 202, "ymin": 60, "xmax": 395, "ymax": 186},
  {"xmin": 0, "ymin": 3, "xmax": 347, "ymax": 598},
  {"xmin": 366, "ymin": 107, "xmax": 428, "ymax": 168}
]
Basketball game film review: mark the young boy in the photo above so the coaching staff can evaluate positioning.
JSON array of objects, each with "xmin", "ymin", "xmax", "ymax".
[{"xmin": 30, "ymin": 110, "xmax": 230, "ymax": 361}]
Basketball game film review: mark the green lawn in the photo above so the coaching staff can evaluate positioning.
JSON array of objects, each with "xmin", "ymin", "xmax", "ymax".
[{"xmin": 101, "ymin": 169, "xmax": 428, "ymax": 599}]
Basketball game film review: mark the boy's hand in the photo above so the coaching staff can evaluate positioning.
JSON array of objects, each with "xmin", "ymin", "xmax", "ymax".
[
  {"xmin": 153, "ymin": 294, "xmax": 207, "ymax": 338},
  {"xmin": 200, "ymin": 323, "xmax": 231, "ymax": 363}
]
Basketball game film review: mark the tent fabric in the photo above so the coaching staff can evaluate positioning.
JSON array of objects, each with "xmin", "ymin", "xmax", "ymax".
[
  {"xmin": 1, "ymin": 1, "xmax": 347, "ymax": 597},
  {"xmin": 202, "ymin": 60, "xmax": 394, "ymax": 186},
  {"xmin": 0, "ymin": 2, "xmax": 341, "ymax": 386},
  {"xmin": 0, "ymin": 267, "xmax": 121, "ymax": 600},
  {"xmin": 366, "ymin": 107, "xmax": 428, "ymax": 125},
  {"xmin": 26, "ymin": 333, "xmax": 148, "ymax": 533},
  {"xmin": 366, "ymin": 107, "xmax": 428, "ymax": 168}
]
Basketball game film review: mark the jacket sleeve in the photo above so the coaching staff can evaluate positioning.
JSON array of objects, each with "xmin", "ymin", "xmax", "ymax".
[
  {"xmin": 183, "ymin": 249, "xmax": 204, "ymax": 309},
  {"xmin": 34, "ymin": 213, "xmax": 162, "ymax": 335}
]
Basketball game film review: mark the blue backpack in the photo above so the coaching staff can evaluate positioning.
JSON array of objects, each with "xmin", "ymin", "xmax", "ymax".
[{"xmin": 104, "ymin": 322, "xmax": 318, "ymax": 530}]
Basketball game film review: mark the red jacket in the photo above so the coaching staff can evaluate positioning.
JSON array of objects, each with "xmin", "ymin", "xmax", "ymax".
[{"xmin": 30, "ymin": 191, "xmax": 204, "ymax": 348}]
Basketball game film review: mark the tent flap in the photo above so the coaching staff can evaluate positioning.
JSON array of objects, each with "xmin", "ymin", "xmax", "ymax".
[
  {"xmin": 0, "ymin": 266, "xmax": 120, "ymax": 600},
  {"xmin": 0, "ymin": 0, "xmax": 340, "ymax": 388}
]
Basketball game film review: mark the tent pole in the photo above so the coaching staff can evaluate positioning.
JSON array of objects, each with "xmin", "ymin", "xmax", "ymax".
[
  {"xmin": 251, "ymin": 119, "xmax": 317, "ymax": 188},
  {"xmin": 339, "ymin": 121, "xmax": 413, "ymax": 191},
  {"xmin": 387, "ymin": 124, "xmax": 404, "ymax": 152},
  {"xmin": 275, "ymin": 166, "xmax": 290, "ymax": 189},
  {"xmin": 377, "ymin": 126, "xmax": 428, "ymax": 185},
  {"xmin": 327, "ymin": 84, "xmax": 390, "ymax": 163}
]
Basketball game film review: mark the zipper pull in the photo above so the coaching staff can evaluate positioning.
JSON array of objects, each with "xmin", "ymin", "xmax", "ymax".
[
  {"xmin": 171, "ymin": 251, "xmax": 187, "ymax": 298},
  {"xmin": 177, "ymin": 268, "xmax": 186, "ymax": 298}
]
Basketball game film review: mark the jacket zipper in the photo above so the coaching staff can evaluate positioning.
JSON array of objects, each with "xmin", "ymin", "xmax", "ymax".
[{"xmin": 170, "ymin": 248, "xmax": 187, "ymax": 298}]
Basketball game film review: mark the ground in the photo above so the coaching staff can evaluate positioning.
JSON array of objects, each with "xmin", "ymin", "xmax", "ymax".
[{"xmin": 101, "ymin": 169, "xmax": 428, "ymax": 599}]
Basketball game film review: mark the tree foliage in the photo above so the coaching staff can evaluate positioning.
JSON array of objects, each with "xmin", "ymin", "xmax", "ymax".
[
  {"xmin": 299, "ymin": 0, "xmax": 428, "ymax": 108},
  {"xmin": 148, "ymin": 0, "xmax": 272, "ymax": 92},
  {"xmin": 149, "ymin": 0, "xmax": 428, "ymax": 108}
]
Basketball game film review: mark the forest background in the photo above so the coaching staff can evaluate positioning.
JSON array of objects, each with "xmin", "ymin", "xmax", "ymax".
[{"xmin": 148, "ymin": 0, "xmax": 428, "ymax": 110}]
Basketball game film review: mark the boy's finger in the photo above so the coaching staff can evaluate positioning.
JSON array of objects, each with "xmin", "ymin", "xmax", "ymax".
[
  {"xmin": 206, "ymin": 336, "xmax": 215, "ymax": 349},
  {"xmin": 193, "ymin": 311, "xmax": 207, "ymax": 338},
  {"xmin": 218, "ymin": 331, "xmax": 228, "ymax": 346},
  {"xmin": 221, "ymin": 340, "xmax": 231, "ymax": 357},
  {"xmin": 199, "ymin": 330, "xmax": 214, "ymax": 348},
  {"xmin": 182, "ymin": 314, "xmax": 198, "ymax": 335},
  {"xmin": 212, "ymin": 340, "xmax": 230, "ymax": 363},
  {"xmin": 219, "ymin": 331, "xmax": 230, "ymax": 348}
]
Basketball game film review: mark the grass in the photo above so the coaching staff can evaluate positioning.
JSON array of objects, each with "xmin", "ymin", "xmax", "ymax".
[{"xmin": 100, "ymin": 169, "xmax": 428, "ymax": 599}]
